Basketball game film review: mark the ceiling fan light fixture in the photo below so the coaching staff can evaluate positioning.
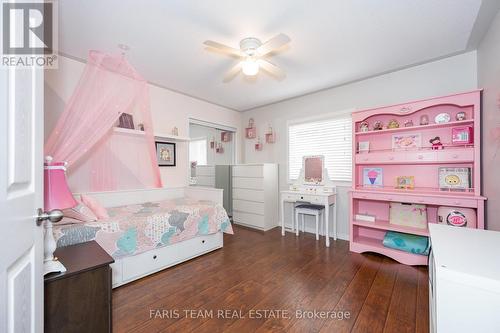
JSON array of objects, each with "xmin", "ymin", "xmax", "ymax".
[{"xmin": 241, "ymin": 57, "xmax": 259, "ymax": 76}]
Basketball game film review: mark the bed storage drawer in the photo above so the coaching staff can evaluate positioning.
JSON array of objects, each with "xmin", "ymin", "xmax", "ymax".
[
  {"xmin": 121, "ymin": 233, "xmax": 223, "ymax": 283},
  {"xmin": 122, "ymin": 246, "xmax": 182, "ymax": 282}
]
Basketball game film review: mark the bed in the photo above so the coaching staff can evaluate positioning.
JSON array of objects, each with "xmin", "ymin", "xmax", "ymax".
[{"xmin": 53, "ymin": 187, "xmax": 233, "ymax": 287}]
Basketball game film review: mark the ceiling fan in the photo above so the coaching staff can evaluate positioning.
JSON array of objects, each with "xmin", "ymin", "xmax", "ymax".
[{"xmin": 203, "ymin": 33, "xmax": 291, "ymax": 82}]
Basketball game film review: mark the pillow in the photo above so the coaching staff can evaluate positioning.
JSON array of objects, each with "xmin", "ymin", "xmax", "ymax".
[
  {"xmin": 81, "ymin": 194, "xmax": 109, "ymax": 220},
  {"xmin": 63, "ymin": 201, "xmax": 98, "ymax": 222}
]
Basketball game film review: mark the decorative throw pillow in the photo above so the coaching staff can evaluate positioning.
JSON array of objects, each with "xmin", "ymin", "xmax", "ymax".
[
  {"xmin": 81, "ymin": 194, "xmax": 109, "ymax": 220},
  {"xmin": 63, "ymin": 201, "xmax": 98, "ymax": 222}
]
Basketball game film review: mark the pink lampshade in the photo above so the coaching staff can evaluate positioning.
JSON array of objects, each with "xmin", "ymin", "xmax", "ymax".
[{"xmin": 44, "ymin": 158, "xmax": 77, "ymax": 211}]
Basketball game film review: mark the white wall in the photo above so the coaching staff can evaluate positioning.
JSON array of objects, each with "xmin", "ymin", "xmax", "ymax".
[
  {"xmin": 242, "ymin": 52, "xmax": 478, "ymax": 240},
  {"xmin": 44, "ymin": 55, "xmax": 242, "ymax": 190},
  {"xmin": 478, "ymin": 11, "xmax": 500, "ymax": 231}
]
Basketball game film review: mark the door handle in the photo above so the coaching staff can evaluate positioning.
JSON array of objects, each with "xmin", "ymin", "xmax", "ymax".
[{"xmin": 36, "ymin": 208, "xmax": 63, "ymax": 226}]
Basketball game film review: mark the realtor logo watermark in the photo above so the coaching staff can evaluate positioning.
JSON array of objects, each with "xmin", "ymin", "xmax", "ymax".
[{"xmin": 1, "ymin": 0, "xmax": 58, "ymax": 68}]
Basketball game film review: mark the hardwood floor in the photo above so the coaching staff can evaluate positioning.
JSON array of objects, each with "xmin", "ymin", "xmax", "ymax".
[{"xmin": 113, "ymin": 226, "xmax": 429, "ymax": 333}]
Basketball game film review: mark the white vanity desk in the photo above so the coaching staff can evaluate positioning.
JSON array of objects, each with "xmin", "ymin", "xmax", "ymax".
[
  {"xmin": 280, "ymin": 155, "xmax": 337, "ymax": 247},
  {"xmin": 280, "ymin": 190, "xmax": 337, "ymax": 247}
]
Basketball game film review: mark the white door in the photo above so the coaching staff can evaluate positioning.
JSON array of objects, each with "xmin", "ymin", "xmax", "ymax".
[{"xmin": 0, "ymin": 64, "xmax": 45, "ymax": 331}]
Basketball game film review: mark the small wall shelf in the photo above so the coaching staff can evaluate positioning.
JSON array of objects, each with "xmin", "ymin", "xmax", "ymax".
[
  {"xmin": 113, "ymin": 127, "xmax": 145, "ymax": 136},
  {"xmin": 113, "ymin": 127, "xmax": 191, "ymax": 142}
]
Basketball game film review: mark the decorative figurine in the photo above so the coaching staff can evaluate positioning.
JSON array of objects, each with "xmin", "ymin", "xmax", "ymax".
[
  {"xmin": 430, "ymin": 136, "xmax": 444, "ymax": 150},
  {"xmin": 373, "ymin": 121, "xmax": 384, "ymax": 131},
  {"xmin": 420, "ymin": 115, "xmax": 429, "ymax": 125},
  {"xmin": 387, "ymin": 119, "xmax": 400, "ymax": 129},
  {"xmin": 404, "ymin": 119, "xmax": 414, "ymax": 127},
  {"xmin": 171, "ymin": 126, "xmax": 179, "ymax": 136},
  {"xmin": 359, "ymin": 121, "xmax": 369, "ymax": 132},
  {"xmin": 138, "ymin": 123, "xmax": 145, "ymax": 131},
  {"xmin": 456, "ymin": 111, "xmax": 466, "ymax": 121},
  {"xmin": 435, "ymin": 113, "xmax": 451, "ymax": 124}
]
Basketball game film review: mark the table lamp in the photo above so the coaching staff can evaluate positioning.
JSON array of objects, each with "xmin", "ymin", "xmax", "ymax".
[{"xmin": 42, "ymin": 156, "xmax": 77, "ymax": 275}]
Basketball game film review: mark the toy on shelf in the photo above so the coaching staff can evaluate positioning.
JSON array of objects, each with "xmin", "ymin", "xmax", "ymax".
[
  {"xmin": 435, "ymin": 113, "xmax": 451, "ymax": 124},
  {"xmin": 245, "ymin": 118, "xmax": 256, "ymax": 139},
  {"xmin": 419, "ymin": 114, "xmax": 429, "ymax": 125},
  {"xmin": 429, "ymin": 136, "xmax": 444, "ymax": 150},
  {"xmin": 387, "ymin": 119, "xmax": 400, "ymax": 129},
  {"xmin": 456, "ymin": 111, "xmax": 466, "ymax": 121},
  {"xmin": 404, "ymin": 119, "xmax": 414, "ymax": 127},
  {"xmin": 373, "ymin": 121, "xmax": 384, "ymax": 131},
  {"xmin": 359, "ymin": 121, "xmax": 369, "ymax": 132}
]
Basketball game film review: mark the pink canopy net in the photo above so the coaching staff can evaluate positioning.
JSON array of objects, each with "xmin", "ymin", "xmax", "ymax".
[{"xmin": 45, "ymin": 50, "xmax": 162, "ymax": 192}]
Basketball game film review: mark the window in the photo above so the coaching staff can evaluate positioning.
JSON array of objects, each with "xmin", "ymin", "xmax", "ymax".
[
  {"xmin": 288, "ymin": 116, "xmax": 352, "ymax": 182},
  {"xmin": 189, "ymin": 139, "xmax": 207, "ymax": 165}
]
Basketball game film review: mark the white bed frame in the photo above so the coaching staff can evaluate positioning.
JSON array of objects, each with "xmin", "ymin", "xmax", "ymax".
[{"xmin": 78, "ymin": 186, "xmax": 224, "ymax": 288}]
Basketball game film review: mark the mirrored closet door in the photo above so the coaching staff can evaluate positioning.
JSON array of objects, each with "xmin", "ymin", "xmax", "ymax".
[{"xmin": 189, "ymin": 120, "xmax": 236, "ymax": 215}]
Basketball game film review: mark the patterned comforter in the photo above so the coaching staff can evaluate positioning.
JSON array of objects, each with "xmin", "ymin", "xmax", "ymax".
[{"xmin": 53, "ymin": 198, "xmax": 233, "ymax": 259}]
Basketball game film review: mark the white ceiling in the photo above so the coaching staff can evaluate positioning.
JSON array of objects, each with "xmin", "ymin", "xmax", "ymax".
[{"xmin": 58, "ymin": 0, "xmax": 499, "ymax": 111}]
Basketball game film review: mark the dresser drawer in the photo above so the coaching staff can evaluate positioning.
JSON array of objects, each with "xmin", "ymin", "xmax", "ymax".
[
  {"xmin": 233, "ymin": 211, "xmax": 265, "ymax": 229},
  {"xmin": 233, "ymin": 165, "xmax": 263, "ymax": 178},
  {"xmin": 438, "ymin": 149, "xmax": 474, "ymax": 162},
  {"xmin": 352, "ymin": 191, "xmax": 478, "ymax": 207},
  {"xmin": 233, "ymin": 177, "xmax": 264, "ymax": 190},
  {"xmin": 355, "ymin": 151, "xmax": 406, "ymax": 164},
  {"xmin": 233, "ymin": 188, "xmax": 264, "ymax": 202},
  {"xmin": 406, "ymin": 151, "xmax": 438, "ymax": 163},
  {"xmin": 282, "ymin": 193, "xmax": 326, "ymax": 205},
  {"xmin": 233, "ymin": 199, "xmax": 264, "ymax": 215}
]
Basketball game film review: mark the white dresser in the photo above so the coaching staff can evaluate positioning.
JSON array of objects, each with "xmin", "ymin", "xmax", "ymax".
[
  {"xmin": 232, "ymin": 164, "xmax": 279, "ymax": 231},
  {"xmin": 429, "ymin": 224, "xmax": 500, "ymax": 333}
]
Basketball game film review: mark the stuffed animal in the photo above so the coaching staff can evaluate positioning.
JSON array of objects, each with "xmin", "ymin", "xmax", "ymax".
[{"xmin": 429, "ymin": 136, "xmax": 444, "ymax": 150}]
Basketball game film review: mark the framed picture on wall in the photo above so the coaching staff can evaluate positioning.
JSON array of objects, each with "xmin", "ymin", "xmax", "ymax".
[{"xmin": 156, "ymin": 141, "xmax": 176, "ymax": 166}]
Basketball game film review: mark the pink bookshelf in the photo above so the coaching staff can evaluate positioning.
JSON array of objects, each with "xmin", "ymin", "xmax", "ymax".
[{"xmin": 350, "ymin": 90, "xmax": 486, "ymax": 266}]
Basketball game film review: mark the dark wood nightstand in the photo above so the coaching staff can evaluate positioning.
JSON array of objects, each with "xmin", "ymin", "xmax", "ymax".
[{"xmin": 44, "ymin": 241, "xmax": 114, "ymax": 333}]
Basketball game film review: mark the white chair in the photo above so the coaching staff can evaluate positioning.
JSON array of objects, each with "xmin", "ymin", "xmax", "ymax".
[{"xmin": 295, "ymin": 204, "xmax": 325, "ymax": 240}]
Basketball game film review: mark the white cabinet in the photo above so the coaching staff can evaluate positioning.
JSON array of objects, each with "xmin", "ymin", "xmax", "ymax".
[
  {"xmin": 429, "ymin": 224, "xmax": 500, "ymax": 333},
  {"xmin": 232, "ymin": 164, "xmax": 279, "ymax": 231}
]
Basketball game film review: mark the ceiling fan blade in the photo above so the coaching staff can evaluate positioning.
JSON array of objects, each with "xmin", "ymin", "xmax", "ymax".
[
  {"xmin": 203, "ymin": 40, "xmax": 242, "ymax": 57},
  {"xmin": 223, "ymin": 62, "xmax": 242, "ymax": 82},
  {"xmin": 257, "ymin": 33, "xmax": 291, "ymax": 56},
  {"xmin": 258, "ymin": 59, "xmax": 286, "ymax": 80}
]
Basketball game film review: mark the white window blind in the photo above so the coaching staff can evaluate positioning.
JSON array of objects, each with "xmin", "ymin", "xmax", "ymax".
[{"xmin": 288, "ymin": 116, "xmax": 352, "ymax": 182}]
